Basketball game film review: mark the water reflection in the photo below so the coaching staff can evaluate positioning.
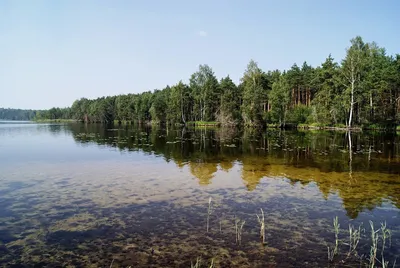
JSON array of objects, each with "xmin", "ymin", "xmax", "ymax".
[
  {"xmin": 1, "ymin": 123, "xmax": 400, "ymax": 267},
  {"xmin": 69, "ymin": 124, "xmax": 400, "ymax": 219}
]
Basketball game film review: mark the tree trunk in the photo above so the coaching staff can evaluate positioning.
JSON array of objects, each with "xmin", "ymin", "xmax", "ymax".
[
  {"xmin": 305, "ymin": 88, "xmax": 307, "ymax": 106},
  {"xmin": 348, "ymin": 81, "xmax": 355, "ymax": 128},
  {"xmin": 181, "ymin": 91, "xmax": 186, "ymax": 124},
  {"xmin": 297, "ymin": 86, "xmax": 300, "ymax": 105},
  {"xmin": 370, "ymin": 92, "xmax": 373, "ymax": 121},
  {"xmin": 292, "ymin": 88, "xmax": 295, "ymax": 107},
  {"xmin": 283, "ymin": 108, "xmax": 286, "ymax": 127}
]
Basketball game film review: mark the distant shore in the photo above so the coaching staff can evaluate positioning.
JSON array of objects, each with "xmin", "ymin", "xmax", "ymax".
[
  {"xmin": 32, "ymin": 119, "xmax": 78, "ymax": 123},
  {"xmin": 15, "ymin": 119, "xmax": 399, "ymax": 132}
]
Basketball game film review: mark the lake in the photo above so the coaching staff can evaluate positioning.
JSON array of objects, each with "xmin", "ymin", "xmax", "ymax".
[{"xmin": 0, "ymin": 121, "xmax": 399, "ymax": 267}]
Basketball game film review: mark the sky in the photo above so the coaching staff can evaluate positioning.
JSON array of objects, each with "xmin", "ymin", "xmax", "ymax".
[{"xmin": 0, "ymin": 0, "xmax": 399, "ymax": 110}]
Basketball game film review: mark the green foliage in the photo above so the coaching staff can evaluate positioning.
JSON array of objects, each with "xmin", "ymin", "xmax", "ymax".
[
  {"xmin": 150, "ymin": 89, "xmax": 168, "ymax": 123},
  {"xmin": 311, "ymin": 55, "xmax": 343, "ymax": 125},
  {"xmin": 9, "ymin": 109, "xmax": 32, "ymax": 120},
  {"xmin": 167, "ymin": 81, "xmax": 191, "ymax": 124},
  {"xmin": 266, "ymin": 123, "xmax": 279, "ymax": 128},
  {"xmin": 334, "ymin": 123, "xmax": 347, "ymax": 129},
  {"xmin": 218, "ymin": 76, "xmax": 241, "ymax": 125},
  {"xmin": 310, "ymin": 122, "xmax": 328, "ymax": 128},
  {"xmin": 297, "ymin": 123, "xmax": 309, "ymax": 129},
  {"xmin": 0, "ymin": 108, "xmax": 40, "ymax": 121},
  {"xmin": 240, "ymin": 60, "xmax": 270, "ymax": 126},
  {"xmin": 187, "ymin": 121, "xmax": 219, "ymax": 126},
  {"xmin": 286, "ymin": 105, "xmax": 312, "ymax": 124},
  {"xmin": 115, "ymin": 94, "xmax": 134, "ymax": 122},
  {"xmin": 35, "ymin": 107, "xmax": 71, "ymax": 121},
  {"xmin": 268, "ymin": 75, "xmax": 290, "ymax": 126},
  {"xmin": 190, "ymin": 65, "xmax": 220, "ymax": 122}
]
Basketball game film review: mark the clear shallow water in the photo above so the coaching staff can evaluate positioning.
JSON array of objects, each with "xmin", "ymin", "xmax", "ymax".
[{"xmin": 0, "ymin": 122, "xmax": 399, "ymax": 267}]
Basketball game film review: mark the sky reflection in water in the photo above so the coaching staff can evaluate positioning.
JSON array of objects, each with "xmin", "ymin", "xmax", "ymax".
[{"xmin": 0, "ymin": 122, "xmax": 399, "ymax": 267}]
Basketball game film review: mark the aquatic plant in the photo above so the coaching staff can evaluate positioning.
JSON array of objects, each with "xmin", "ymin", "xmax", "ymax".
[
  {"xmin": 369, "ymin": 221, "xmax": 379, "ymax": 268},
  {"xmin": 234, "ymin": 218, "xmax": 245, "ymax": 245},
  {"xmin": 327, "ymin": 246, "xmax": 335, "ymax": 262},
  {"xmin": 333, "ymin": 216, "xmax": 340, "ymax": 255},
  {"xmin": 380, "ymin": 221, "xmax": 391, "ymax": 256},
  {"xmin": 378, "ymin": 222, "xmax": 393, "ymax": 268},
  {"xmin": 209, "ymin": 259, "xmax": 215, "ymax": 268},
  {"xmin": 109, "ymin": 259, "xmax": 132, "ymax": 268},
  {"xmin": 206, "ymin": 197, "xmax": 213, "ymax": 232},
  {"xmin": 367, "ymin": 221, "xmax": 394, "ymax": 268},
  {"xmin": 191, "ymin": 257, "xmax": 215, "ymax": 268},
  {"xmin": 346, "ymin": 223, "xmax": 363, "ymax": 257},
  {"xmin": 327, "ymin": 216, "xmax": 340, "ymax": 262},
  {"xmin": 256, "ymin": 208, "xmax": 265, "ymax": 244},
  {"xmin": 191, "ymin": 257, "xmax": 201, "ymax": 268}
]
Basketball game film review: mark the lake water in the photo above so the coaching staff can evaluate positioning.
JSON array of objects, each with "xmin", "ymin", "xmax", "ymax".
[{"xmin": 0, "ymin": 122, "xmax": 399, "ymax": 267}]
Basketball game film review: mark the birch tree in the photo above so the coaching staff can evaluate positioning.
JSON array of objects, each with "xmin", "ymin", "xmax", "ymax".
[{"xmin": 341, "ymin": 36, "xmax": 366, "ymax": 128}]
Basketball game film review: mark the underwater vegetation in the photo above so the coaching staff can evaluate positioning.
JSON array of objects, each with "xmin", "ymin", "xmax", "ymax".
[{"xmin": 0, "ymin": 123, "xmax": 400, "ymax": 267}]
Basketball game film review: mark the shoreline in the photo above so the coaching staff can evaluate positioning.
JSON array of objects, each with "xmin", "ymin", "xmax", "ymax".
[
  {"xmin": 27, "ymin": 119, "xmax": 400, "ymax": 132},
  {"xmin": 33, "ymin": 119, "xmax": 78, "ymax": 123}
]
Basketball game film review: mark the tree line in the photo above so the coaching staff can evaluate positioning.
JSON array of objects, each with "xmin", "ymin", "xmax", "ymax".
[
  {"xmin": 2, "ymin": 36, "xmax": 400, "ymax": 128},
  {"xmin": 0, "ymin": 108, "xmax": 72, "ymax": 121},
  {"xmin": 0, "ymin": 108, "xmax": 38, "ymax": 121}
]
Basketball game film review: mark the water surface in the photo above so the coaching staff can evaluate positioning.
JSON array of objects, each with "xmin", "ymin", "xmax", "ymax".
[{"xmin": 0, "ymin": 122, "xmax": 399, "ymax": 267}]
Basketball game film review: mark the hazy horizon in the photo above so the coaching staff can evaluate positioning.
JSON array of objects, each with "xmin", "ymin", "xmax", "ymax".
[{"xmin": 1, "ymin": 0, "xmax": 399, "ymax": 110}]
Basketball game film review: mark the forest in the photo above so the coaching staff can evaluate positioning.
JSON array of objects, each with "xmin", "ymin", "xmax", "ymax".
[
  {"xmin": 2, "ymin": 36, "xmax": 400, "ymax": 129},
  {"xmin": 0, "ymin": 108, "xmax": 38, "ymax": 121}
]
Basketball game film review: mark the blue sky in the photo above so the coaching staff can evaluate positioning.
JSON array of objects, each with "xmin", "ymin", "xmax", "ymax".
[{"xmin": 0, "ymin": 0, "xmax": 399, "ymax": 109}]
